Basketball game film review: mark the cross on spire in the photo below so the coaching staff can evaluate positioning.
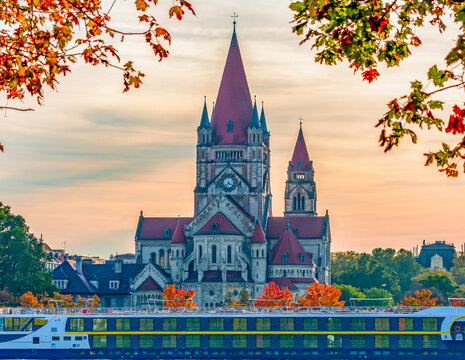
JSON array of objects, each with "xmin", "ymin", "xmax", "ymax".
[
  {"xmin": 299, "ymin": 116, "xmax": 303, "ymax": 130},
  {"xmin": 232, "ymin": 12, "xmax": 238, "ymax": 31}
]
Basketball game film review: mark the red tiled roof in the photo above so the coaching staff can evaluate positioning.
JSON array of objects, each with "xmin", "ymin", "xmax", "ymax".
[
  {"xmin": 211, "ymin": 30, "xmax": 252, "ymax": 145},
  {"xmin": 269, "ymin": 229, "xmax": 314, "ymax": 265},
  {"xmin": 137, "ymin": 276, "xmax": 162, "ymax": 291},
  {"xmin": 138, "ymin": 217, "xmax": 192, "ymax": 239},
  {"xmin": 266, "ymin": 216, "xmax": 325, "ymax": 239},
  {"xmin": 171, "ymin": 220, "xmax": 186, "ymax": 244},
  {"xmin": 290, "ymin": 127, "xmax": 311, "ymax": 171},
  {"xmin": 268, "ymin": 276, "xmax": 298, "ymax": 290},
  {"xmin": 197, "ymin": 212, "xmax": 241, "ymax": 234},
  {"xmin": 251, "ymin": 222, "xmax": 266, "ymax": 243},
  {"xmin": 202, "ymin": 270, "xmax": 222, "ymax": 282}
]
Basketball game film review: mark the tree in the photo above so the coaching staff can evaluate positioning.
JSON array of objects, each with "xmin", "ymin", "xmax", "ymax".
[
  {"xmin": 223, "ymin": 288, "xmax": 250, "ymax": 307},
  {"xmin": 398, "ymin": 289, "xmax": 438, "ymax": 306},
  {"xmin": 254, "ymin": 282, "xmax": 294, "ymax": 307},
  {"xmin": 19, "ymin": 291, "xmax": 42, "ymax": 307},
  {"xmin": 162, "ymin": 284, "xmax": 196, "ymax": 308},
  {"xmin": 0, "ymin": 0, "xmax": 195, "ymax": 151},
  {"xmin": 363, "ymin": 287, "xmax": 393, "ymax": 306},
  {"xmin": 452, "ymin": 254, "xmax": 465, "ymax": 284},
  {"xmin": 410, "ymin": 269, "xmax": 459, "ymax": 303},
  {"xmin": 298, "ymin": 283, "xmax": 344, "ymax": 307},
  {"xmin": 0, "ymin": 202, "xmax": 57, "ymax": 297},
  {"xmin": 334, "ymin": 284, "xmax": 365, "ymax": 304},
  {"xmin": 290, "ymin": 1, "xmax": 465, "ymax": 176}
]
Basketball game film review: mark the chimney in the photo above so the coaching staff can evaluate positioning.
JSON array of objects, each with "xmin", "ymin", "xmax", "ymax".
[
  {"xmin": 75, "ymin": 256, "xmax": 82, "ymax": 274},
  {"xmin": 115, "ymin": 259, "xmax": 122, "ymax": 274}
]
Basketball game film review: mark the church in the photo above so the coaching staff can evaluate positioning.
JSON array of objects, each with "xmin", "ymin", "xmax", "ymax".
[{"xmin": 52, "ymin": 25, "xmax": 332, "ymax": 308}]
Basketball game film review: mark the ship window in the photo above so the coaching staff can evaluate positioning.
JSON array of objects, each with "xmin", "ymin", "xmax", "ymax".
[
  {"xmin": 256, "ymin": 334, "xmax": 271, "ymax": 348},
  {"xmin": 209, "ymin": 335, "xmax": 223, "ymax": 348},
  {"xmin": 116, "ymin": 335, "xmax": 130, "ymax": 348},
  {"xmin": 138, "ymin": 335, "xmax": 153, "ymax": 348},
  {"xmin": 374, "ymin": 334, "xmax": 389, "ymax": 348},
  {"xmin": 256, "ymin": 318, "xmax": 270, "ymax": 331},
  {"xmin": 374, "ymin": 318, "xmax": 389, "ymax": 331},
  {"xmin": 423, "ymin": 318, "xmax": 437, "ymax": 331},
  {"xmin": 279, "ymin": 335, "xmax": 294, "ymax": 348},
  {"xmin": 303, "ymin": 335, "xmax": 318, "ymax": 348},
  {"xmin": 33, "ymin": 337, "xmax": 39, "ymax": 344},
  {"xmin": 75, "ymin": 336, "xmax": 83, "ymax": 341},
  {"xmin": 209, "ymin": 318, "xmax": 223, "ymax": 331},
  {"xmin": 399, "ymin": 318, "xmax": 413, "ymax": 331},
  {"xmin": 4, "ymin": 318, "xmax": 20, "ymax": 331},
  {"xmin": 185, "ymin": 335, "xmax": 201, "ymax": 347},
  {"xmin": 327, "ymin": 318, "xmax": 342, "ymax": 331},
  {"xmin": 162, "ymin": 318, "xmax": 177, "ymax": 331},
  {"xmin": 164, "ymin": 228, "xmax": 170, "ymax": 238},
  {"xmin": 92, "ymin": 335, "xmax": 107, "ymax": 348},
  {"xmin": 398, "ymin": 335, "xmax": 414, "ymax": 348},
  {"xmin": 350, "ymin": 318, "xmax": 365, "ymax": 331},
  {"xmin": 233, "ymin": 335, "xmax": 247, "ymax": 348},
  {"xmin": 326, "ymin": 334, "xmax": 342, "ymax": 348},
  {"xmin": 34, "ymin": 318, "xmax": 47, "ymax": 326},
  {"xmin": 282, "ymin": 252, "xmax": 288, "ymax": 262},
  {"xmin": 92, "ymin": 319, "xmax": 107, "ymax": 331},
  {"xmin": 227, "ymin": 120, "xmax": 233, "ymax": 133},
  {"xmin": 350, "ymin": 335, "xmax": 366, "ymax": 348},
  {"xmin": 52, "ymin": 336, "xmax": 60, "ymax": 341},
  {"xmin": 423, "ymin": 335, "xmax": 438, "ymax": 348},
  {"xmin": 162, "ymin": 335, "xmax": 177, "ymax": 348},
  {"xmin": 186, "ymin": 318, "xmax": 200, "ymax": 331},
  {"xmin": 64, "ymin": 336, "xmax": 71, "ymax": 341},
  {"xmin": 303, "ymin": 318, "xmax": 318, "ymax": 331},
  {"xmin": 139, "ymin": 318, "xmax": 153, "ymax": 331},
  {"xmin": 233, "ymin": 318, "xmax": 247, "ymax": 331},
  {"xmin": 280, "ymin": 318, "xmax": 294, "ymax": 331},
  {"xmin": 116, "ymin": 318, "xmax": 130, "ymax": 331}
]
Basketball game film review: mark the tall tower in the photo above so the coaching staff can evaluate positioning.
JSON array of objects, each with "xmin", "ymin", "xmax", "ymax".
[
  {"xmin": 193, "ymin": 24, "xmax": 271, "ymax": 222},
  {"xmin": 284, "ymin": 123, "xmax": 317, "ymax": 216}
]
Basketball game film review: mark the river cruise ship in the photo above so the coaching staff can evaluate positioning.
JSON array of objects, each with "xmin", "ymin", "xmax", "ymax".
[{"xmin": 0, "ymin": 306, "xmax": 464, "ymax": 359}]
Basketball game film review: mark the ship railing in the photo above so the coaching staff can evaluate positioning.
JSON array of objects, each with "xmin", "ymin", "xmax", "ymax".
[{"xmin": 0, "ymin": 306, "xmax": 429, "ymax": 315}]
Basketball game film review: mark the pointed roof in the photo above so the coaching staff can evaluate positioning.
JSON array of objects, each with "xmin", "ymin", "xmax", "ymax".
[
  {"xmin": 269, "ymin": 228, "xmax": 314, "ymax": 265},
  {"xmin": 196, "ymin": 212, "xmax": 241, "ymax": 235},
  {"xmin": 290, "ymin": 124, "xmax": 311, "ymax": 171},
  {"xmin": 260, "ymin": 102, "xmax": 268, "ymax": 133},
  {"xmin": 198, "ymin": 97, "xmax": 210, "ymax": 129},
  {"xmin": 251, "ymin": 221, "xmax": 266, "ymax": 243},
  {"xmin": 211, "ymin": 27, "xmax": 252, "ymax": 145},
  {"xmin": 171, "ymin": 219, "xmax": 186, "ymax": 244},
  {"xmin": 249, "ymin": 97, "xmax": 260, "ymax": 128}
]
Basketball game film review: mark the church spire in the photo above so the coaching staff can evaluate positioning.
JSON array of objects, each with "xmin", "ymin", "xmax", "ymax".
[
  {"xmin": 290, "ymin": 122, "xmax": 311, "ymax": 171},
  {"xmin": 210, "ymin": 21, "xmax": 252, "ymax": 145},
  {"xmin": 198, "ymin": 96, "xmax": 210, "ymax": 129},
  {"xmin": 260, "ymin": 101, "xmax": 268, "ymax": 133},
  {"xmin": 249, "ymin": 96, "xmax": 260, "ymax": 128}
]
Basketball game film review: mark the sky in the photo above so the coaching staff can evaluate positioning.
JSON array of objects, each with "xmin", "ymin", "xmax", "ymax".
[{"xmin": 1, "ymin": 1, "xmax": 465, "ymax": 258}]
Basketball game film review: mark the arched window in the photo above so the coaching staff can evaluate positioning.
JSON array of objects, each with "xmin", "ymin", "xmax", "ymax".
[
  {"xmin": 199, "ymin": 245, "xmax": 203, "ymax": 260},
  {"xmin": 176, "ymin": 250, "xmax": 179, "ymax": 257},
  {"xmin": 293, "ymin": 196, "xmax": 297, "ymax": 210},
  {"xmin": 168, "ymin": 251, "xmax": 171, "ymax": 266},
  {"xmin": 160, "ymin": 249, "xmax": 165, "ymax": 267},
  {"xmin": 150, "ymin": 252, "xmax": 156, "ymax": 265},
  {"xmin": 282, "ymin": 252, "xmax": 288, "ymax": 262},
  {"xmin": 227, "ymin": 245, "xmax": 232, "ymax": 264},
  {"xmin": 301, "ymin": 196, "xmax": 305, "ymax": 210},
  {"xmin": 300, "ymin": 253, "xmax": 305, "ymax": 262},
  {"xmin": 212, "ymin": 222, "xmax": 218, "ymax": 233},
  {"xmin": 227, "ymin": 120, "xmax": 233, "ymax": 133},
  {"xmin": 297, "ymin": 193, "xmax": 301, "ymax": 210},
  {"xmin": 283, "ymin": 269, "xmax": 287, "ymax": 276},
  {"xmin": 262, "ymin": 249, "xmax": 264, "ymax": 257},
  {"xmin": 164, "ymin": 228, "xmax": 170, "ymax": 238},
  {"xmin": 212, "ymin": 245, "xmax": 217, "ymax": 264}
]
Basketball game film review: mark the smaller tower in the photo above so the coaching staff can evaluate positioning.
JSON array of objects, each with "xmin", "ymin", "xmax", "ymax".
[
  {"xmin": 250, "ymin": 221, "xmax": 267, "ymax": 295},
  {"xmin": 195, "ymin": 98, "xmax": 213, "ymax": 215},
  {"xmin": 247, "ymin": 97, "xmax": 263, "ymax": 190},
  {"xmin": 260, "ymin": 102, "xmax": 269, "ymax": 147},
  {"xmin": 284, "ymin": 123, "xmax": 317, "ymax": 216},
  {"xmin": 170, "ymin": 219, "xmax": 186, "ymax": 283}
]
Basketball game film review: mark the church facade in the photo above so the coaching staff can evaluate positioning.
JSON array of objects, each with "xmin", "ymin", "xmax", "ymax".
[
  {"xmin": 52, "ymin": 26, "xmax": 331, "ymax": 308},
  {"xmin": 133, "ymin": 26, "xmax": 331, "ymax": 307}
]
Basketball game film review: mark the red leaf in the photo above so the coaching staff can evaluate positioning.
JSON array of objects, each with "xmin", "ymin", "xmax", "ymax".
[
  {"xmin": 169, "ymin": 6, "xmax": 184, "ymax": 20},
  {"xmin": 361, "ymin": 68, "xmax": 380, "ymax": 83}
]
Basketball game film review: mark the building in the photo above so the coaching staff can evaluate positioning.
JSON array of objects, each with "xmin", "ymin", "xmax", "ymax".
[
  {"xmin": 52, "ymin": 24, "xmax": 332, "ymax": 307},
  {"xmin": 415, "ymin": 240, "xmax": 456, "ymax": 271}
]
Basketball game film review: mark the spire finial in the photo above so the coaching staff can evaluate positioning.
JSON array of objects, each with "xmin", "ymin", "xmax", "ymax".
[
  {"xmin": 204, "ymin": 95, "xmax": 206, "ymax": 103},
  {"xmin": 232, "ymin": 12, "xmax": 238, "ymax": 31},
  {"xmin": 254, "ymin": 95, "xmax": 256, "ymax": 103},
  {"xmin": 299, "ymin": 116, "xmax": 303, "ymax": 133}
]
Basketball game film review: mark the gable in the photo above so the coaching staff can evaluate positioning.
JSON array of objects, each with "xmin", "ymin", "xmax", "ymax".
[
  {"xmin": 137, "ymin": 276, "xmax": 162, "ymax": 291},
  {"xmin": 196, "ymin": 212, "xmax": 241, "ymax": 235}
]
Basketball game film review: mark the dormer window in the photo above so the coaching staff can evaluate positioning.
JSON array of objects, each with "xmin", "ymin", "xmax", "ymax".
[
  {"xmin": 227, "ymin": 120, "xmax": 233, "ymax": 133},
  {"xmin": 109, "ymin": 280, "xmax": 120, "ymax": 290},
  {"xmin": 52, "ymin": 279, "xmax": 68, "ymax": 290},
  {"xmin": 212, "ymin": 222, "xmax": 218, "ymax": 233},
  {"xmin": 292, "ymin": 227, "xmax": 298, "ymax": 236},
  {"xmin": 297, "ymin": 160, "xmax": 301, "ymax": 167},
  {"xmin": 300, "ymin": 254, "xmax": 305, "ymax": 262},
  {"xmin": 164, "ymin": 228, "xmax": 170, "ymax": 238},
  {"xmin": 282, "ymin": 252, "xmax": 288, "ymax": 262}
]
